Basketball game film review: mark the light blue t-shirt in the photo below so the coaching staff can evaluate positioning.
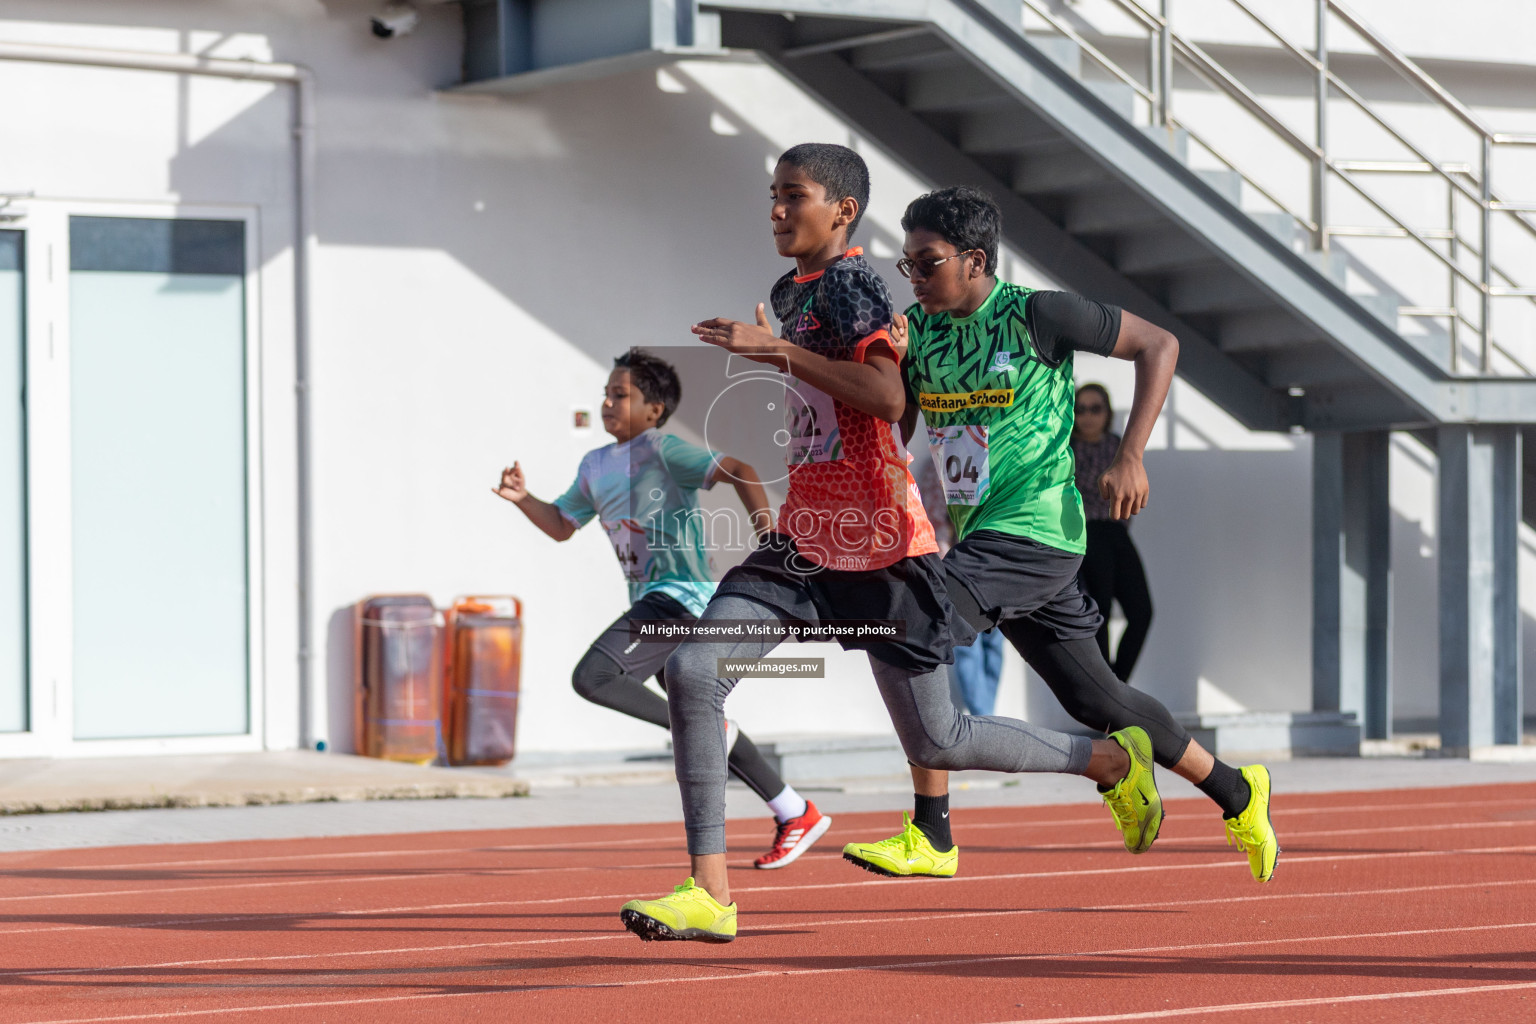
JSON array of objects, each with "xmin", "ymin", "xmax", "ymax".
[{"xmin": 552, "ymin": 429, "xmax": 723, "ymax": 617}]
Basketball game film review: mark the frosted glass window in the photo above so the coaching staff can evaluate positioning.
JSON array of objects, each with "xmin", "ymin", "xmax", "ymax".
[
  {"xmin": 69, "ymin": 217, "xmax": 248, "ymax": 739},
  {"xmin": 0, "ymin": 232, "xmax": 25, "ymax": 734}
]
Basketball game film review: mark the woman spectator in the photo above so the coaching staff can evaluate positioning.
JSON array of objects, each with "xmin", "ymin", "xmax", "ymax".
[{"xmin": 1073, "ymin": 383, "xmax": 1154, "ymax": 683}]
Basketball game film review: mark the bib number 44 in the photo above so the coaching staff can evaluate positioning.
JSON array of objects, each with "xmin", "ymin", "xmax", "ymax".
[{"xmin": 603, "ymin": 519, "xmax": 652, "ymax": 582}]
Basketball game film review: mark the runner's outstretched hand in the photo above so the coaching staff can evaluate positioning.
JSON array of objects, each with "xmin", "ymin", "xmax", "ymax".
[
  {"xmin": 1099, "ymin": 455, "xmax": 1149, "ymax": 519},
  {"xmin": 493, "ymin": 462, "xmax": 528, "ymax": 503},
  {"xmin": 692, "ymin": 304, "xmax": 791, "ymax": 368}
]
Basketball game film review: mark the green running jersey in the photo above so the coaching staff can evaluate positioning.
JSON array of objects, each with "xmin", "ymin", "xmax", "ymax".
[{"xmin": 902, "ymin": 281, "xmax": 1085, "ymax": 554}]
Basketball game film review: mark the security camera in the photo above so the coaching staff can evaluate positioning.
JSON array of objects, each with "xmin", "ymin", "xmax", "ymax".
[{"xmin": 370, "ymin": 1, "xmax": 420, "ymax": 39}]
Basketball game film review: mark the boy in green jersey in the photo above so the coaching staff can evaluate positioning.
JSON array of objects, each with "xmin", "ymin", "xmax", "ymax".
[{"xmin": 842, "ymin": 186, "xmax": 1279, "ymax": 884}]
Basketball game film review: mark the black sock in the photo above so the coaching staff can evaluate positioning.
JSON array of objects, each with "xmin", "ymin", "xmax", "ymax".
[
  {"xmin": 1196, "ymin": 760, "xmax": 1252, "ymax": 819},
  {"xmin": 912, "ymin": 793, "xmax": 953, "ymax": 851}
]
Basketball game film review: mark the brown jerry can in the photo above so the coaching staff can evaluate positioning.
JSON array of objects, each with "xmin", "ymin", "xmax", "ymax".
[
  {"xmin": 354, "ymin": 595, "xmax": 442, "ymax": 764},
  {"xmin": 441, "ymin": 596, "xmax": 522, "ymax": 766}
]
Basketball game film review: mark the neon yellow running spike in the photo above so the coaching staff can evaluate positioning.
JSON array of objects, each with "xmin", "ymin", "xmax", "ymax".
[
  {"xmin": 1225, "ymin": 764, "xmax": 1279, "ymax": 882},
  {"xmin": 841, "ymin": 812, "xmax": 958, "ymax": 878},
  {"xmin": 1102, "ymin": 726, "xmax": 1163, "ymax": 854},
  {"xmin": 619, "ymin": 877, "xmax": 737, "ymax": 943}
]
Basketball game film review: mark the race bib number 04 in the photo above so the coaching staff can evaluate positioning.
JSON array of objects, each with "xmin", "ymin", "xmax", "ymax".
[
  {"xmin": 785, "ymin": 376, "xmax": 843, "ymax": 466},
  {"xmin": 603, "ymin": 518, "xmax": 652, "ymax": 582},
  {"xmin": 926, "ymin": 424, "xmax": 991, "ymax": 505}
]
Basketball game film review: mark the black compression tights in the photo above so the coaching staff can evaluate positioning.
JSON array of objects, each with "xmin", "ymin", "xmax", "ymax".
[
  {"xmin": 943, "ymin": 569, "xmax": 1192, "ymax": 770},
  {"xmin": 569, "ymin": 647, "xmax": 789, "ymax": 802}
]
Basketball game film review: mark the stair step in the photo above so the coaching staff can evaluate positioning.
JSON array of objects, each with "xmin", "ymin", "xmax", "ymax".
[
  {"xmin": 957, "ymin": 109, "xmax": 1064, "ymax": 155},
  {"xmin": 1218, "ymin": 309, "xmax": 1326, "ymax": 352},
  {"xmin": 1139, "ymin": 124, "xmax": 1190, "ymax": 163},
  {"xmin": 1260, "ymin": 344, "xmax": 1371, "ymax": 389},
  {"xmin": 1083, "ymin": 78, "xmax": 1135, "ymax": 121},
  {"xmin": 1251, "ymin": 211, "xmax": 1308, "ymax": 253},
  {"xmin": 1173, "ymin": 711, "xmax": 1361, "ymax": 758},
  {"xmin": 1352, "ymin": 291, "xmax": 1400, "ymax": 328},
  {"xmin": 1116, "ymin": 228, "xmax": 1222, "ymax": 275},
  {"xmin": 849, "ymin": 40, "xmax": 962, "ymax": 75},
  {"xmin": 1167, "ymin": 269, "xmax": 1272, "ymax": 314},
  {"xmin": 1024, "ymin": 32, "xmax": 1081, "ymax": 76},
  {"xmin": 1195, "ymin": 168, "xmax": 1242, "ymax": 206},
  {"xmin": 904, "ymin": 63, "xmax": 1008, "ymax": 113},
  {"xmin": 1012, "ymin": 152, "xmax": 1111, "ymax": 195},
  {"xmin": 1064, "ymin": 187, "xmax": 1167, "ymax": 234}
]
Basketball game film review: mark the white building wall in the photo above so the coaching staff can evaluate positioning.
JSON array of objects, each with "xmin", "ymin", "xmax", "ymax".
[{"xmin": 0, "ymin": 0, "xmax": 1530, "ymax": 757}]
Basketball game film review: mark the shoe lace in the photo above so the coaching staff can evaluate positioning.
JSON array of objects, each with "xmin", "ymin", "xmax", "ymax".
[
  {"xmin": 1102, "ymin": 779, "xmax": 1136, "ymax": 832},
  {"xmin": 869, "ymin": 814, "xmax": 922, "ymax": 853}
]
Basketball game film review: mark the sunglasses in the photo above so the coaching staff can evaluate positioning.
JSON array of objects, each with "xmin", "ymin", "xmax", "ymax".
[
  {"xmin": 896, "ymin": 249, "xmax": 980, "ymax": 279},
  {"xmin": 1074, "ymin": 403, "xmax": 1106, "ymax": 414}
]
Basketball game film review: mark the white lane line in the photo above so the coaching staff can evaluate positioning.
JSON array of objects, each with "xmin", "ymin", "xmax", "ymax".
[
  {"xmin": 12, "ymin": 792, "xmax": 1531, "ymax": 875},
  {"xmin": 4, "ymin": 868, "xmax": 1531, "ymax": 944},
  {"xmin": 20, "ymin": 811, "xmax": 1532, "ymax": 878},
  {"xmin": 15, "ymin": 917, "xmax": 1536, "ymax": 1023},
  {"xmin": 1, "ymin": 835, "xmax": 1533, "ymax": 919},
  {"xmin": 997, "ymin": 979, "xmax": 1536, "ymax": 1023},
  {"xmin": 7, "ymin": 872, "xmax": 1535, "ymax": 981}
]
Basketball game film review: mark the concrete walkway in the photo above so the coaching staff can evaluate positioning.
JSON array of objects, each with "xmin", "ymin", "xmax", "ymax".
[{"xmin": 0, "ymin": 750, "xmax": 527, "ymax": 815}]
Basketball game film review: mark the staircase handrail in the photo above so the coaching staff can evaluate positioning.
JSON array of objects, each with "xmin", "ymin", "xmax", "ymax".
[{"xmin": 1020, "ymin": 0, "xmax": 1533, "ymax": 377}]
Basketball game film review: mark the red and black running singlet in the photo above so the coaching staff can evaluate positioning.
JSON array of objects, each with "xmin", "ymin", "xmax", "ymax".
[{"xmin": 767, "ymin": 248, "xmax": 936, "ymax": 571}]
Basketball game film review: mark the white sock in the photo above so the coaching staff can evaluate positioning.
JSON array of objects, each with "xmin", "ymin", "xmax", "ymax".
[{"xmin": 766, "ymin": 785, "xmax": 808, "ymax": 823}]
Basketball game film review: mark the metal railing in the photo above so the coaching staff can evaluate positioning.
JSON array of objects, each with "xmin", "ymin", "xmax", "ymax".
[{"xmin": 1019, "ymin": 0, "xmax": 1536, "ymax": 376}]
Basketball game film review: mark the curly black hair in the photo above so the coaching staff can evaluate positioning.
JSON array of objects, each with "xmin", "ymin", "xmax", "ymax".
[
  {"xmin": 900, "ymin": 186, "xmax": 1001, "ymax": 275},
  {"xmin": 612, "ymin": 348, "xmax": 681, "ymax": 427},
  {"xmin": 777, "ymin": 142, "xmax": 871, "ymax": 240}
]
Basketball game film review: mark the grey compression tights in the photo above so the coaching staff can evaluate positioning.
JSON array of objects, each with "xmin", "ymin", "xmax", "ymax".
[{"xmin": 664, "ymin": 594, "xmax": 1095, "ymax": 855}]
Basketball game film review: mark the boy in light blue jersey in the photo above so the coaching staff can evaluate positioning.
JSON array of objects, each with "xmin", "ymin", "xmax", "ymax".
[{"xmin": 494, "ymin": 348, "xmax": 832, "ymax": 869}]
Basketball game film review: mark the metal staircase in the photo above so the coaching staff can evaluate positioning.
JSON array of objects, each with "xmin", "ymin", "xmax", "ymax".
[
  {"xmin": 459, "ymin": 0, "xmax": 1536, "ymax": 434},
  {"xmin": 456, "ymin": 0, "xmax": 1534, "ymax": 751}
]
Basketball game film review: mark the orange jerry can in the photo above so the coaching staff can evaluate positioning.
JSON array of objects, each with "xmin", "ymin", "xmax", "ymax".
[
  {"xmin": 355, "ymin": 595, "xmax": 442, "ymax": 764},
  {"xmin": 442, "ymin": 596, "xmax": 522, "ymax": 766}
]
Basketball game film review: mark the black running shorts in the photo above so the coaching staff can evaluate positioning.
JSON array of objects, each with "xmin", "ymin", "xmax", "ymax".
[
  {"xmin": 588, "ymin": 591, "xmax": 695, "ymax": 681},
  {"xmin": 713, "ymin": 532, "xmax": 969, "ymax": 672},
  {"xmin": 943, "ymin": 529, "xmax": 1104, "ymax": 640}
]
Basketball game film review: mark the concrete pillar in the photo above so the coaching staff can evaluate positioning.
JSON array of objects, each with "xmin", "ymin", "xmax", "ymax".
[
  {"xmin": 1437, "ymin": 425, "xmax": 1523, "ymax": 754},
  {"xmin": 1313, "ymin": 432, "xmax": 1392, "ymax": 737}
]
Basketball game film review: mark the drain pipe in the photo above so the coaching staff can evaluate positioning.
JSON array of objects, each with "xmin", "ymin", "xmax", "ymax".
[{"xmin": 0, "ymin": 40, "xmax": 320, "ymax": 749}]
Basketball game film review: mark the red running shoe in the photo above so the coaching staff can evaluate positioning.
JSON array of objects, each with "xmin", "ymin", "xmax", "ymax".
[{"xmin": 754, "ymin": 801, "xmax": 833, "ymax": 870}]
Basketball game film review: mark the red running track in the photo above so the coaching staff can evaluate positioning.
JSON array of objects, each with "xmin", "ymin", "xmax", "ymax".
[{"xmin": 0, "ymin": 782, "xmax": 1534, "ymax": 1023}]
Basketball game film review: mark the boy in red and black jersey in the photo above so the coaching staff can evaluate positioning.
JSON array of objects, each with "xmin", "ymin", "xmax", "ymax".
[{"xmin": 617, "ymin": 144, "xmax": 1161, "ymax": 944}]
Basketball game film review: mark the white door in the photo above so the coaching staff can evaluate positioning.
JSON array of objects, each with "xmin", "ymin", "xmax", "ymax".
[
  {"xmin": 0, "ymin": 229, "xmax": 26, "ymax": 746},
  {"xmin": 0, "ymin": 202, "xmax": 264, "ymax": 757}
]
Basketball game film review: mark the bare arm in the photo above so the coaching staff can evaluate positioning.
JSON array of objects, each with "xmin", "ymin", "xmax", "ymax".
[
  {"xmin": 492, "ymin": 463, "xmax": 576, "ymax": 541},
  {"xmin": 898, "ymin": 400, "xmax": 919, "ymax": 447},
  {"xmin": 714, "ymin": 456, "xmax": 773, "ymax": 538},
  {"xmin": 1099, "ymin": 311, "xmax": 1179, "ymax": 519},
  {"xmin": 691, "ymin": 304, "xmax": 907, "ymax": 422},
  {"xmin": 892, "ymin": 311, "xmax": 919, "ymax": 445}
]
